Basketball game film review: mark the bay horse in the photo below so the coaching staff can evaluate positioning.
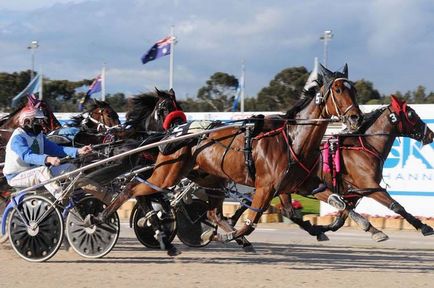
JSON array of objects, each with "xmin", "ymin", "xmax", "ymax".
[
  {"xmin": 114, "ymin": 64, "xmax": 363, "ymax": 246},
  {"xmin": 47, "ymin": 99, "xmax": 121, "ymax": 147},
  {"xmin": 282, "ymin": 95, "xmax": 434, "ymax": 239},
  {"xmin": 79, "ymin": 88, "xmax": 186, "ymax": 205}
]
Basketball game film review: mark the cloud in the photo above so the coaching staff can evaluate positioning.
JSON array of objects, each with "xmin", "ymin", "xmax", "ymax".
[{"xmin": 1, "ymin": 0, "xmax": 434, "ymax": 100}]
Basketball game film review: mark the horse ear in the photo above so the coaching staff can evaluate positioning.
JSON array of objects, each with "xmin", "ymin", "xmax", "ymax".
[
  {"xmin": 342, "ymin": 63, "xmax": 348, "ymax": 78},
  {"xmin": 319, "ymin": 64, "xmax": 333, "ymax": 81},
  {"xmin": 155, "ymin": 87, "xmax": 161, "ymax": 96},
  {"xmin": 390, "ymin": 95, "xmax": 404, "ymax": 108},
  {"xmin": 168, "ymin": 88, "xmax": 176, "ymax": 99}
]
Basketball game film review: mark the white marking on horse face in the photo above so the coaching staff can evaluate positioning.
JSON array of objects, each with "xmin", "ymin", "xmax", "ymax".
[
  {"xmin": 154, "ymin": 110, "xmax": 159, "ymax": 121},
  {"xmin": 343, "ymin": 81, "xmax": 352, "ymax": 90}
]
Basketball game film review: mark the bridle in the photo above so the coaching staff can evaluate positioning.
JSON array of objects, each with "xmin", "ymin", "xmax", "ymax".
[
  {"xmin": 388, "ymin": 102, "xmax": 427, "ymax": 141},
  {"xmin": 153, "ymin": 97, "xmax": 186, "ymax": 131},
  {"xmin": 316, "ymin": 77, "xmax": 357, "ymax": 120},
  {"xmin": 82, "ymin": 107, "xmax": 120, "ymax": 132}
]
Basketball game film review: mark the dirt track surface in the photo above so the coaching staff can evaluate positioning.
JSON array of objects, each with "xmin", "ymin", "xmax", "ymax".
[{"xmin": 1, "ymin": 223, "xmax": 434, "ymax": 288}]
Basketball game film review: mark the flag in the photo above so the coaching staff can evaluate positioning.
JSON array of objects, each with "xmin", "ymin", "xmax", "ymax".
[
  {"xmin": 11, "ymin": 74, "xmax": 41, "ymax": 108},
  {"xmin": 141, "ymin": 36, "xmax": 173, "ymax": 64},
  {"xmin": 232, "ymin": 72, "xmax": 244, "ymax": 112},
  {"xmin": 86, "ymin": 74, "xmax": 102, "ymax": 96},
  {"xmin": 78, "ymin": 74, "xmax": 101, "ymax": 111},
  {"xmin": 27, "ymin": 93, "xmax": 41, "ymax": 108}
]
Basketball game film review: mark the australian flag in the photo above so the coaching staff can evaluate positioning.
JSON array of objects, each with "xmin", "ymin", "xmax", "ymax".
[
  {"xmin": 86, "ymin": 75, "xmax": 102, "ymax": 96},
  {"xmin": 141, "ymin": 36, "xmax": 173, "ymax": 64}
]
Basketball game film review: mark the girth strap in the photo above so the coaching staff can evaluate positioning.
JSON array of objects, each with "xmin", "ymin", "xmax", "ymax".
[{"xmin": 244, "ymin": 124, "xmax": 256, "ymax": 181}]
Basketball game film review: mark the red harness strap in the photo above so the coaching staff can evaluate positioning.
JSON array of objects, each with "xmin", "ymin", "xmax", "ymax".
[{"xmin": 341, "ymin": 136, "xmax": 382, "ymax": 161}]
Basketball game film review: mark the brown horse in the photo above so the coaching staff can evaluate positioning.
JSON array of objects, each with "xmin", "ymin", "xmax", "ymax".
[
  {"xmin": 118, "ymin": 64, "xmax": 363, "ymax": 246},
  {"xmin": 47, "ymin": 99, "xmax": 121, "ymax": 146},
  {"xmin": 280, "ymin": 96, "xmax": 434, "ymax": 239}
]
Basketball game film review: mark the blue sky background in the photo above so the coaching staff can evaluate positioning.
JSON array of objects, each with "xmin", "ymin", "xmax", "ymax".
[{"xmin": 1, "ymin": 0, "xmax": 433, "ymax": 100}]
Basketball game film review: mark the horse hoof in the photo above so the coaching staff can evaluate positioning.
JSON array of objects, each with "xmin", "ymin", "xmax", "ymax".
[
  {"xmin": 421, "ymin": 224, "xmax": 434, "ymax": 236},
  {"xmin": 167, "ymin": 246, "xmax": 182, "ymax": 257},
  {"xmin": 200, "ymin": 229, "xmax": 215, "ymax": 242},
  {"xmin": 242, "ymin": 245, "xmax": 256, "ymax": 253},
  {"xmin": 316, "ymin": 233, "xmax": 330, "ymax": 242},
  {"xmin": 372, "ymin": 231, "xmax": 389, "ymax": 242},
  {"xmin": 136, "ymin": 217, "xmax": 148, "ymax": 228},
  {"xmin": 83, "ymin": 214, "xmax": 102, "ymax": 227},
  {"xmin": 327, "ymin": 194, "xmax": 346, "ymax": 211}
]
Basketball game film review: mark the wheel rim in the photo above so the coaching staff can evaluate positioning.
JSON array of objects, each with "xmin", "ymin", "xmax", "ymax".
[
  {"xmin": 176, "ymin": 199, "xmax": 215, "ymax": 247},
  {"xmin": 133, "ymin": 204, "xmax": 176, "ymax": 249},
  {"xmin": 9, "ymin": 195, "xmax": 63, "ymax": 262},
  {"xmin": 66, "ymin": 197, "xmax": 119, "ymax": 258}
]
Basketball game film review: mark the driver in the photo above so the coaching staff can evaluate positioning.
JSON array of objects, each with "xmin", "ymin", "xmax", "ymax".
[{"xmin": 3, "ymin": 106, "xmax": 92, "ymax": 199}]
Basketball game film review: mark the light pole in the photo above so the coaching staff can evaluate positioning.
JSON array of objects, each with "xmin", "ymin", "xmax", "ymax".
[
  {"xmin": 320, "ymin": 30, "xmax": 333, "ymax": 68},
  {"xmin": 27, "ymin": 40, "xmax": 39, "ymax": 80}
]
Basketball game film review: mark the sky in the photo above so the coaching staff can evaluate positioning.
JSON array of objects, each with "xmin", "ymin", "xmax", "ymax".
[{"xmin": 1, "ymin": 0, "xmax": 434, "ymax": 100}]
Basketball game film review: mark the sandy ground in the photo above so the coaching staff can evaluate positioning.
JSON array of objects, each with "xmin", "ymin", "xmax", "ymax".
[{"xmin": 1, "ymin": 223, "xmax": 434, "ymax": 288}]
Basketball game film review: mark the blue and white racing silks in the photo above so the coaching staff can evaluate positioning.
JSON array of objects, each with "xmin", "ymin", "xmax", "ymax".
[{"xmin": 3, "ymin": 127, "xmax": 78, "ymax": 181}]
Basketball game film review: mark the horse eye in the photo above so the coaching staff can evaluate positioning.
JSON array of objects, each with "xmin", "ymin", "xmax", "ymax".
[
  {"xmin": 335, "ymin": 88, "xmax": 341, "ymax": 94},
  {"xmin": 407, "ymin": 111, "xmax": 414, "ymax": 118}
]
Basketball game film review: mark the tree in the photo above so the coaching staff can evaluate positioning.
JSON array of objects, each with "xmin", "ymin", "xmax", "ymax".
[
  {"xmin": 353, "ymin": 79, "xmax": 381, "ymax": 104},
  {"xmin": 196, "ymin": 72, "xmax": 239, "ymax": 112},
  {"xmin": 256, "ymin": 67, "xmax": 309, "ymax": 111},
  {"xmin": 106, "ymin": 93, "xmax": 128, "ymax": 112},
  {"xmin": 0, "ymin": 70, "xmax": 32, "ymax": 111}
]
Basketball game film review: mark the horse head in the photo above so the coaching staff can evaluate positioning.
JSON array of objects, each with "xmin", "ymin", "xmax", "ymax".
[
  {"xmin": 155, "ymin": 88, "xmax": 186, "ymax": 130},
  {"xmin": 80, "ymin": 99, "xmax": 121, "ymax": 132},
  {"xmin": 388, "ymin": 95, "xmax": 434, "ymax": 145},
  {"xmin": 318, "ymin": 64, "xmax": 362, "ymax": 131},
  {"xmin": 126, "ymin": 88, "xmax": 186, "ymax": 133}
]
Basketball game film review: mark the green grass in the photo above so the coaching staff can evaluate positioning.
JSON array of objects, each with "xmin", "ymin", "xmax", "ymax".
[{"xmin": 271, "ymin": 194, "xmax": 320, "ymax": 215}]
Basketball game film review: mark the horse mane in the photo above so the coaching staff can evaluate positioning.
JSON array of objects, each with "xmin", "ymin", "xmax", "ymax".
[
  {"xmin": 68, "ymin": 114, "xmax": 84, "ymax": 127},
  {"xmin": 125, "ymin": 93, "xmax": 160, "ymax": 125},
  {"xmin": 353, "ymin": 106, "xmax": 387, "ymax": 134},
  {"xmin": 284, "ymin": 86, "xmax": 317, "ymax": 120},
  {"xmin": 0, "ymin": 103, "xmax": 27, "ymax": 126}
]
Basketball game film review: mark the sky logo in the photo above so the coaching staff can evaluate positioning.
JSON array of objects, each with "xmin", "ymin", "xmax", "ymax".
[{"xmin": 385, "ymin": 138, "xmax": 434, "ymax": 169}]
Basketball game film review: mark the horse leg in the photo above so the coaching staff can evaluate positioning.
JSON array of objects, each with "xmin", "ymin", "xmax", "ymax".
[
  {"xmin": 279, "ymin": 193, "xmax": 329, "ymax": 241},
  {"xmin": 314, "ymin": 189, "xmax": 389, "ymax": 242},
  {"xmin": 213, "ymin": 187, "xmax": 273, "ymax": 243},
  {"xmin": 83, "ymin": 181, "xmax": 135, "ymax": 226},
  {"xmin": 203, "ymin": 190, "xmax": 255, "ymax": 252},
  {"xmin": 369, "ymin": 191, "xmax": 434, "ymax": 236},
  {"xmin": 136, "ymin": 195, "xmax": 181, "ymax": 256}
]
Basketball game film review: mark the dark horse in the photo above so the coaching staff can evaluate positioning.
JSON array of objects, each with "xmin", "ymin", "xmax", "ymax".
[
  {"xmin": 278, "ymin": 95, "xmax": 434, "ymax": 240},
  {"xmin": 79, "ymin": 88, "xmax": 186, "ymax": 205},
  {"xmin": 110, "ymin": 64, "xmax": 363, "ymax": 247},
  {"xmin": 47, "ymin": 99, "xmax": 121, "ymax": 146}
]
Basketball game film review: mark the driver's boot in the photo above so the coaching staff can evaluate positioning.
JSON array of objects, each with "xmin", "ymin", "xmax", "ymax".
[{"xmin": 136, "ymin": 195, "xmax": 181, "ymax": 257}]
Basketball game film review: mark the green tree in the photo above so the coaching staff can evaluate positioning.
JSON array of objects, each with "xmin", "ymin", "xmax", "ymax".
[
  {"xmin": 106, "ymin": 93, "xmax": 128, "ymax": 112},
  {"xmin": 0, "ymin": 70, "xmax": 32, "ymax": 110},
  {"xmin": 196, "ymin": 72, "xmax": 239, "ymax": 112},
  {"xmin": 256, "ymin": 67, "xmax": 309, "ymax": 111},
  {"xmin": 353, "ymin": 79, "xmax": 381, "ymax": 104}
]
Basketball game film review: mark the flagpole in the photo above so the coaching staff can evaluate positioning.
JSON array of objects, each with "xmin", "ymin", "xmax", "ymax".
[
  {"xmin": 169, "ymin": 25, "xmax": 175, "ymax": 89},
  {"xmin": 39, "ymin": 71, "xmax": 43, "ymax": 100},
  {"xmin": 240, "ymin": 61, "xmax": 245, "ymax": 114},
  {"xmin": 101, "ymin": 64, "xmax": 106, "ymax": 101}
]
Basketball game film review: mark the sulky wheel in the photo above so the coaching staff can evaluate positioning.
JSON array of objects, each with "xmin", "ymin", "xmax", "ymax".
[
  {"xmin": 175, "ymin": 199, "xmax": 216, "ymax": 248},
  {"xmin": 8, "ymin": 195, "xmax": 63, "ymax": 262},
  {"xmin": 65, "ymin": 196, "xmax": 119, "ymax": 258},
  {"xmin": 132, "ymin": 202, "xmax": 177, "ymax": 249}
]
